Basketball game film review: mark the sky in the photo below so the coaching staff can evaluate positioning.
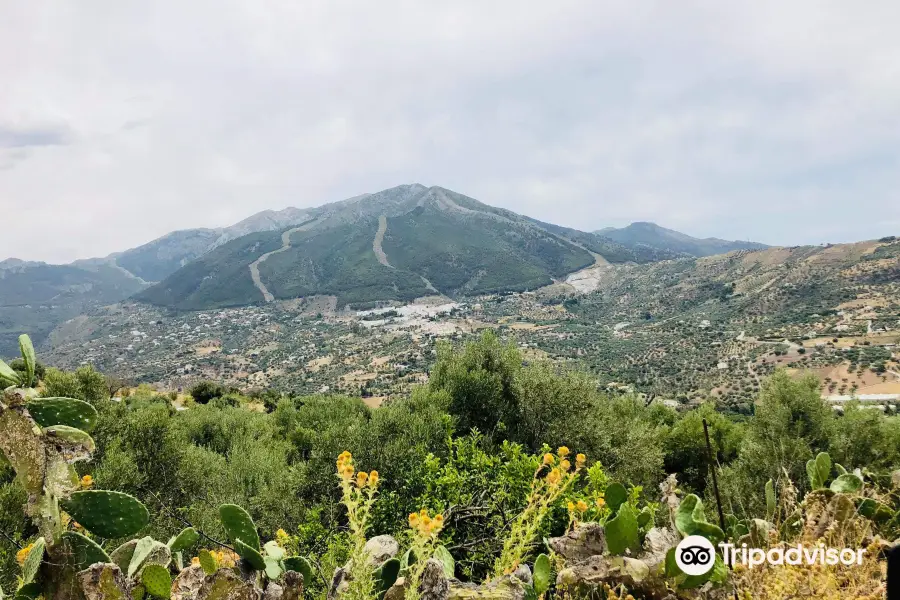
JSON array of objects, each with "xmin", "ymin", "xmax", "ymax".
[{"xmin": 1, "ymin": 1, "xmax": 899, "ymax": 264}]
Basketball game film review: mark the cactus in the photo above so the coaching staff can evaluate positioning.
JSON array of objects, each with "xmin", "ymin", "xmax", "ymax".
[
  {"xmin": 0, "ymin": 333, "xmax": 38, "ymax": 388},
  {"xmin": 22, "ymin": 537, "xmax": 46, "ymax": 585},
  {"xmin": 42, "ymin": 425, "xmax": 96, "ymax": 452},
  {"xmin": 219, "ymin": 504, "xmax": 261, "ymax": 550},
  {"xmin": 140, "ymin": 564, "xmax": 172, "ymax": 599},
  {"xmin": 806, "ymin": 451, "xmax": 832, "ymax": 490},
  {"xmin": 604, "ymin": 482, "xmax": 627, "ymax": 513},
  {"xmin": 167, "ymin": 527, "xmax": 199, "ymax": 553},
  {"xmin": 674, "ymin": 494, "xmax": 724, "ymax": 545},
  {"xmin": 532, "ymin": 553, "xmax": 551, "ymax": 597},
  {"xmin": 19, "ymin": 334, "xmax": 36, "ymax": 388},
  {"xmin": 432, "ymin": 545, "xmax": 454, "ymax": 579},
  {"xmin": 765, "ymin": 479, "xmax": 776, "ymax": 522},
  {"xmin": 198, "ymin": 549, "xmax": 218, "ymax": 575},
  {"xmin": 60, "ymin": 531, "xmax": 111, "ymax": 570},
  {"xmin": 830, "ymin": 473, "xmax": 863, "ymax": 494},
  {"xmin": 234, "ymin": 538, "xmax": 266, "ymax": 570},
  {"xmin": 27, "ymin": 398, "xmax": 98, "ymax": 432},
  {"xmin": 374, "ymin": 558, "xmax": 400, "ymax": 598},
  {"xmin": 62, "ymin": 489, "xmax": 150, "ymax": 538},
  {"xmin": 605, "ymin": 503, "xmax": 640, "ymax": 555}
]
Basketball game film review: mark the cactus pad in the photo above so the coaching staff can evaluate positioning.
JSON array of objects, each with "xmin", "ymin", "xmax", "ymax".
[
  {"xmin": 605, "ymin": 503, "xmax": 640, "ymax": 555},
  {"xmin": 42, "ymin": 425, "xmax": 96, "ymax": 452},
  {"xmin": 60, "ymin": 531, "xmax": 111, "ymax": 570},
  {"xmin": 233, "ymin": 538, "xmax": 266, "ymax": 571},
  {"xmin": 198, "ymin": 549, "xmax": 217, "ymax": 575},
  {"xmin": 604, "ymin": 482, "xmax": 627, "ymax": 513},
  {"xmin": 18, "ymin": 335, "xmax": 35, "ymax": 388},
  {"xmin": 128, "ymin": 537, "xmax": 159, "ymax": 577},
  {"xmin": 110, "ymin": 539, "xmax": 138, "ymax": 573},
  {"xmin": 22, "ymin": 536, "xmax": 45, "ymax": 585},
  {"xmin": 27, "ymin": 398, "xmax": 98, "ymax": 432},
  {"xmin": 264, "ymin": 556, "xmax": 283, "ymax": 580},
  {"xmin": 218, "ymin": 504, "xmax": 260, "ymax": 550},
  {"xmin": 62, "ymin": 490, "xmax": 150, "ymax": 538},
  {"xmin": 433, "ymin": 546, "xmax": 454, "ymax": 579},
  {"xmin": 532, "ymin": 554, "xmax": 550, "ymax": 597},
  {"xmin": 167, "ymin": 527, "xmax": 199, "ymax": 553},
  {"xmin": 0, "ymin": 407, "xmax": 46, "ymax": 495},
  {"xmin": 0, "ymin": 358, "xmax": 21, "ymax": 387},
  {"xmin": 283, "ymin": 556, "xmax": 313, "ymax": 587},
  {"xmin": 140, "ymin": 564, "xmax": 172, "ymax": 599}
]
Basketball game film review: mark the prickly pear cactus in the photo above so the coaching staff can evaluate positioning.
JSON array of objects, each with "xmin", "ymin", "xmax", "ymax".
[{"xmin": 62, "ymin": 490, "xmax": 151, "ymax": 539}]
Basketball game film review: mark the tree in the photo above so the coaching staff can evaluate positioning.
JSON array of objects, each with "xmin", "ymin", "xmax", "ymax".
[{"xmin": 189, "ymin": 380, "xmax": 225, "ymax": 404}]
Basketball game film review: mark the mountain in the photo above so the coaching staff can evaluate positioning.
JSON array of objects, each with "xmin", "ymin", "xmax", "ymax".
[
  {"xmin": 136, "ymin": 184, "xmax": 605, "ymax": 310},
  {"xmin": 595, "ymin": 222, "xmax": 768, "ymax": 257},
  {"xmin": 0, "ymin": 207, "xmax": 316, "ymax": 355},
  {"xmin": 0, "ymin": 260, "xmax": 147, "ymax": 355}
]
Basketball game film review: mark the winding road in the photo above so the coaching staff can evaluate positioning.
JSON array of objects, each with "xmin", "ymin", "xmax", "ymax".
[{"xmin": 249, "ymin": 219, "xmax": 321, "ymax": 302}]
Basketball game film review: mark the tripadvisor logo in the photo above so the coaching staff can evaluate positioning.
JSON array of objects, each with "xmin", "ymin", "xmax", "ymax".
[{"xmin": 674, "ymin": 536, "xmax": 867, "ymax": 575}]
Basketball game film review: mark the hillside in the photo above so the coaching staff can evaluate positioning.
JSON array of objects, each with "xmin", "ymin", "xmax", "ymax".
[
  {"xmin": 136, "ymin": 185, "xmax": 602, "ymax": 310},
  {"xmin": 0, "ymin": 260, "xmax": 147, "ymax": 355},
  {"xmin": 596, "ymin": 221, "xmax": 768, "ymax": 257}
]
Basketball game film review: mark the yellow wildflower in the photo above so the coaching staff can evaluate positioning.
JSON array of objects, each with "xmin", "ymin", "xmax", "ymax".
[
  {"xmin": 575, "ymin": 453, "xmax": 586, "ymax": 467},
  {"xmin": 560, "ymin": 459, "xmax": 571, "ymax": 472},
  {"xmin": 542, "ymin": 453, "xmax": 555, "ymax": 466},
  {"xmin": 546, "ymin": 468, "xmax": 562, "ymax": 486},
  {"xmin": 409, "ymin": 512, "xmax": 420, "ymax": 527},
  {"xmin": 276, "ymin": 528, "xmax": 289, "ymax": 541},
  {"xmin": 80, "ymin": 474, "xmax": 93, "ymax": 489},
  {"xmin": 596, "ymin": 497, "xmax": 606, "ymax": 508},
  {"xmin": 356, "ymin": 471, "xmax": 368, "ymax": 488},
  {"xmin": 576, "ymin": 500, "xmax": 588, "ymax": 512},
  {"xmin": 434, "ymin": 514, "xmax": 443, "ymax": 526},
  {"xmin": 567, "ymin": 501, "xmax": 575, "ymax": 512},
  {"xmin": 16, "ymin": 544, "xmax": 33, "ymax": 566},
  {"xmin": 191, "ymin": 556, "xmax": 200, "ymax": 565},
  {"xmin": 557, "ymin": 446, "xmax": 570, "ymax": 457},
  {"xmin": 368, "ymin": 470, "xmax": 379, "ymax": 487}
]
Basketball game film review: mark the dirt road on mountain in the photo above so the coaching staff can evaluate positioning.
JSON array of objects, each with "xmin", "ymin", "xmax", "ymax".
[
  {"xmin": 373, "ymin": 215, "xmax": 392, "ymax": 268},
  {"xmin": 249, "ymin": 219, "xmax": 320, "ymax": 302}
]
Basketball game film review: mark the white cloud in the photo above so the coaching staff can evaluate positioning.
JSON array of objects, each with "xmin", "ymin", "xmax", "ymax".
[{"xmin": 1, "ymin": 0, "xmax": 898, "ymax": 262}]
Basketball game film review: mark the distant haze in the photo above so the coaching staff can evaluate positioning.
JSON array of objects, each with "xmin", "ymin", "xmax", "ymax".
[{"xmin": 1, "ymin": 1, "xmax": 899, "ymax": 263}]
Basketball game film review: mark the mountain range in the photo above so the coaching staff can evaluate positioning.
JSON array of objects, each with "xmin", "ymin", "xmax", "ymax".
[{"xmin": 1, "ymin": 183, "xmax": 769, "ymax": 354}]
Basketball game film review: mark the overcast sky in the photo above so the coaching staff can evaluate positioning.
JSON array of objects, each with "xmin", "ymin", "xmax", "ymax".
[{"xmin": 2, "ymin": 1, "xmax": 899, "ymax": 263}]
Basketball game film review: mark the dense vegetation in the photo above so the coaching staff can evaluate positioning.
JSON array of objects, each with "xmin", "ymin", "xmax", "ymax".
[{"xmin": 3, "ymin": 332, "xmax": 899, "ymax": 598}]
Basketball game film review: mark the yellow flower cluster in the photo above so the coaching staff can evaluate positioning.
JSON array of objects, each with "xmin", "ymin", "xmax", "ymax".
[
  {"xmin": 336, "ymin": 452, "xmax": 380, "ymax": 489},
  {"xmin": 80, "ymin": 474, "xmax": 93, "ymax": 489},
  {"xmin": 408, "ymin": 508, "xmax": 444, "ymax": 536},
  {"xmin": 276, "ymin": 528, "xmax": 290, "ymax": 542},
  {"xmin": 191, "ymin": 549, "xmax": 237, "ymax": 569},
  {"xmin": 16, "ymin": 543, "xmax": 34, "ymax": 566}
]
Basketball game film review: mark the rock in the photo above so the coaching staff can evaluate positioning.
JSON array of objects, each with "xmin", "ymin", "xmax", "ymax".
[
  {"xmin": 263, "ymin": 583, "xmax": 284, "ymax": 600},
  {"xmin": 172, "ymin": 564, "xmax": 206, "ymax": 600},
  {"xmin": 327, "ymin": 567, "xmax": 348, "ymax": 600},
  {"xmin": 383, "ymin": 578, "xmax": 407, "ymax": 600},
  {"xmin": 419, "ymin": 559, "xmax": 450, "ymax": 600},
  {"xmin": 447, "ymin": 574, "xmax": 526, "ymax": 600},
  {"xmin": 279, "ymin": 571, "xmax": 304, "ymax": 600},
  {"xmin": 548, "ymin": 523, "xmax": 607, "ymax": 560},
  {"xmin": 364, "ymin": 535, "xmax": 400, "ymax": 567},
  {"xmin": 511, "ymin": 564, "xmax": 532, "ymax": 586},
  {"xmin": 197, "ymin": 568, "xmax": 261, "ymax": 600},
  {"xmin": 556, "ymin": 555, "xmax": 668, "ymax": 600},
  {"xmin": 892, "ymin": 469, "xmax": 900, "ymax": 489},
  {"xmin": 77, "ymin": 563, "xmax": 130, "ymax": 600},
  {"xmin": 639, "ymin": 527, "xmax": 680, "ymax": 570}
]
